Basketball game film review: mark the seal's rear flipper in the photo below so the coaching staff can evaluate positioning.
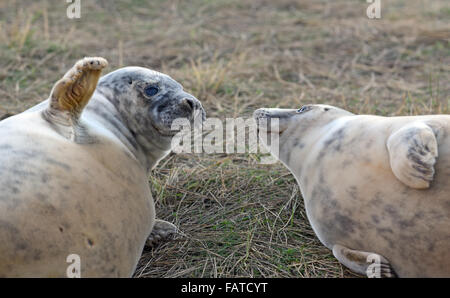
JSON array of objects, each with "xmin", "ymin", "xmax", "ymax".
[
  {"xmin": 387, "ymin": 122, "xmax": 438, "ymax": 189},
  {"xmin": 332, "ymin": 244, "xmax": 396, "ymax": 278},
  {"xmin": 145, "ymin": 219, "xmax": 178, "ymax": 248},
  {"xmin": 47, "ymin": 57, "xmax": 108, "ymax": 122}
]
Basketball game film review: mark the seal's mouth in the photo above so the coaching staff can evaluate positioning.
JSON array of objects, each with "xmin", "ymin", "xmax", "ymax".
[
  {"xmin": 151, "ymin": 121, "xmax": 178, "ymax": 137},
  {"xmin": 253, "ymin": 108, "xmax": 297, "ymax": 135},
  {"xmin": 152, "ymin": 106, "xmax": 206, "ymax": 137}
]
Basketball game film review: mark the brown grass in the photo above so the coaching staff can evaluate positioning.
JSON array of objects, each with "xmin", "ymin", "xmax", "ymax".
[{"xmin": 0, "ymin": 0, "xmax": 449, "ymax": 277}]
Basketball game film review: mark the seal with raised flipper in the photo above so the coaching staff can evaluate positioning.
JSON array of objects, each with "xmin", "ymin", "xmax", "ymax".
[
  {"xmin": 0, "ymin": 57, "xmax": 205, "ymax": 277},
  {"xmin": 254, "ymin": 104, "xmax": 450, "ymax": 277}
]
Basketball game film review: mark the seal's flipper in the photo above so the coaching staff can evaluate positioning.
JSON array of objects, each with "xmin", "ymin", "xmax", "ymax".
[
  {"xmin": 145, "ymin": 219, "xmax": 178, "ymax": 248},
  {"xmin": 47, "ymin": 57, "xmax": 108, "ymax": 120},
  {"xmin": 387, "ymin": 122, "xmax": 438, "ymax": 189},
  {"xmin": 332, "ymin": 244, "xmax": 396, "ymax": 278}
]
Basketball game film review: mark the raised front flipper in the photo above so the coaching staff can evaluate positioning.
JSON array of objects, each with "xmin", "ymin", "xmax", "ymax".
[
  {"xmin": 46, "ymin": 57, "xmax": 108, "ymax": 121},
  {"xmin": 387, "ymin": 122, "xmax": 438, "ymax": 189}
]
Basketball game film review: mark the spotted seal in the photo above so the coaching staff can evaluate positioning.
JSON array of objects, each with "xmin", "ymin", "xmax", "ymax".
[
  {"xmin": 254, "ymin": 104, "xmax": 450, "ymax": 277},
  {"xmin": 0, "ymin": 57, "xmax": 205, "ymax": 277}
]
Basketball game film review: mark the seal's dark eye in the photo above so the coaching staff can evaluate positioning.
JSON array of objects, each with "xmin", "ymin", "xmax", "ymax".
[
  {"xmin": 297, "ymin": 106, "xmax": 310, "ymax": 113},
  {"xmin": 144, "ymin": 86, "xmax": 159, "ymax": 97}
]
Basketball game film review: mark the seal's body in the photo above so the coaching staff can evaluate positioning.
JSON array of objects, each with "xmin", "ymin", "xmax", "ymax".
[
  {"xmin": 254, "ymin": 105, "xmax": 450, "ymax": 277},
  {"xmin": 0, "ymin": 58, "xmax": 205, "ymax": 277}
]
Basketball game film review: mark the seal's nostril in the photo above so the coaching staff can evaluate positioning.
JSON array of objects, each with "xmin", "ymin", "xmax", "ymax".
[{"xmin": 182, "ymin": 98, "xmax": 195, "ymax": 111}]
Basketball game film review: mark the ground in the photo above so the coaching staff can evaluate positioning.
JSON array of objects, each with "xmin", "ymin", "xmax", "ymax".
[{"xmin": 0, "ymin": 0, "xmax": 448, "ymax": 277}]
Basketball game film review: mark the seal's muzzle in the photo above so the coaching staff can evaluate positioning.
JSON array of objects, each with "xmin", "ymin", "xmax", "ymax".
[
  {"xmin": 152, "ymin": 93, "xmax": 205, "ymax": 136},
  {"xmin": 253, "ymin": 108, "xmax": 298, "ymax": 135}
]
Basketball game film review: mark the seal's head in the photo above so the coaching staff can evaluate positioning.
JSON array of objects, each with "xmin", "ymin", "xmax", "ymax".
[
  {"xmin": 96, "ymin": 67, "xmax": 206, "ymax": 170},
  {"xmin": 253, "ymin": 104, "xmax": 353, "ymax": 163},
  {"xmin": 99, "ymin": 67, "xmax": 205, "ymax": 137}
]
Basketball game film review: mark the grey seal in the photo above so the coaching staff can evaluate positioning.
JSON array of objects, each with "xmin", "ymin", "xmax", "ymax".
[
  {"xmin": 0, "ymin": 57, "xmax": 205, "ymax": 277},
  {"xmin": 254, "ymin": 104, "xmax": 450, "ymax": 277}
]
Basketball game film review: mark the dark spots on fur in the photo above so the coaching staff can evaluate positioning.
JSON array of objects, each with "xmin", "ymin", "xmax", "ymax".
[
  {"xmin": 347, "ymin": 186, "xmax": 358, "ymax": 200},
  {"xmin": 414, "ymin": 211, "xmax": 425, "ymax": 219},
  {"xmin": 382, "ymin": 205, "xmax": 424, "ymax": 230},
  {"xmin": 0, "ymin": 144, "xmax": 12, "ymax": 150},
  {"xmin": 328, "ymin": 199, "xmax": 341, "ymax": 210},
  {"xmin": 318, "ymin": 172, "xmax": 326, "ymax": 184},
  {"xmin": 370, "ymin": 192, "xmax": 383, "ymax": 206},
  {"xmin": 397, "ymin": 220, "xmax": 414, "ymax": 229},
  {"xmin": 316, "ymin": 127, "xmax": 347, "ymax": 162},
  {"xmin": 98, "ymin": 78, "xmax": 129, "ymax": 96},
  {"xmin": 316, "ymin": 150, "xmax": 326, "ymax": 162},
  {"xmin": 428, "ymin": 209, "xmax": 445, "ymax": 221},
  {"xmin": 40, "ymin": 204, "xmax": 58, "ymax": 216},
  {"xmin": 443, "ymin": 200, "xmax": 450, "ymax": 211},
  {"xmin": 10, "ymin": 149, "xmax": 44, "ymax": 159},
  {"xmin": 324, "ymin": 127, "xmax": 346, "ymax": 151},
  {"xmin": 16, "ymin": 241, "xmax": 28, "ymax": 251},
  {"xmin": 377, "ymin": 227, "xmax": 393, "ymax": 234},
  {"xmin": 33, "ymin": 249, "xmax": 43, "ymax": 261},
  {"xmin": 324, "ymin": 108, "xmax": 330, "ymax": 111},
  {"xmin": 309, "ymin": 181, "xmax": 332, "ymax": 213},
  {"xmin": 75, "ymin": 203, "xmax": 86, "ymax": 217},
  {"xmin": 384, "ymin": 204, "xmax": 398, "ymax": 217},
  {"xmin": 36, "ymin": 193, "xmax": 47, "ymax": 201},
  {"xmin": 0, "ymin": 195, "xmax": 21, "ymax": 211},
  {"xmin": 292, "ymin": 138, "xmax": 305, "ymax": 149},
  {"xmin": 334, "ymin": 213, "xmax": 357, "ymax": 233},
  {"xmin": 9, "ymin": 167, "xmax": 31, "ymax": 176},
  {"xmin": 10, "ymin": 186, "xmax": 20, "ymax": 194},
  {"xmin": 0, "ymin": 220, "xmax": 30, "ymax": 253},
  {"xmin": 41, "ymin": 174, "xmax": 50, "ymax": 183},
  {"xmin": 371, "ymin": 214, "xmax": 380, "ymax": 224},
  {"xmin": 45, "ymin": 158, "xmax": 71, "ymax": 171},
  {"xmin": 341, "ymin": 159, "xmax": 353, "ymax": 168},
  {"xmin": 59, "ymin": 226, "xmax": 64, "ymax": 233},
  {"xmin": 398, "ymin": 214, "xmax": 421, "ymax": 229},
  {"xmin": 365, "ymin": 138, "xmax": 374, "ymax": 148},
  {"xmin": 376, "ymin": 228, "xmax": 396, "ymax": 249}
]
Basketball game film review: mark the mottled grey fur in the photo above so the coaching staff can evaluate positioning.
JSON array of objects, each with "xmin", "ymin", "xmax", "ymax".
[
  {"xmin": 0, "ymin": 60, "xmax": 205, "ymax": 277},
  {"xmin": 255, "ymin": 104, "xmax": 450, "ymax": 277}
]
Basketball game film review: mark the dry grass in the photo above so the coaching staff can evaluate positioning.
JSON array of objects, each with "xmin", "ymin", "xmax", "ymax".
[{"xmin": 0, "ymin": 0, "xmax": 449, "ymax": 277}]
